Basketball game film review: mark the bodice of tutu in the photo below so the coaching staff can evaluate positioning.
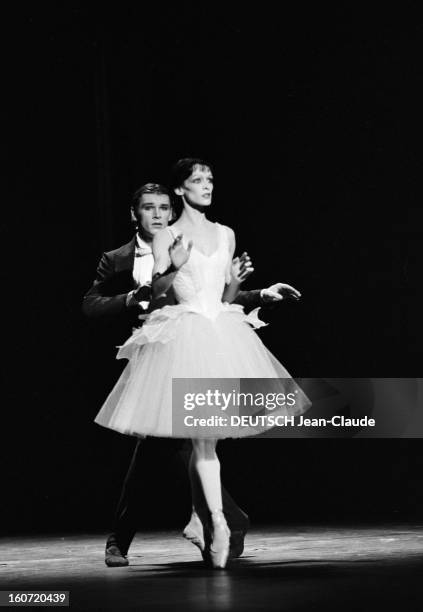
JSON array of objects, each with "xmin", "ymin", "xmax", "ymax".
[
  {"xmin": 169, "ymin": 223, "xmax": 228, "ymax": 320},
  {"xmin": 116, "ymin": 222, "xmax": 266, "ymax": 360}
]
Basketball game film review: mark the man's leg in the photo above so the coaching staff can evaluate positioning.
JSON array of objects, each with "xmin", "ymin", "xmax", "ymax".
[
  {"xmin": 105, "ymin": 439, "xmax": 145, "ymax": 565},
  {"xmin": 105, "ymin": 437, "xmax": 188, "ymax": 566}
]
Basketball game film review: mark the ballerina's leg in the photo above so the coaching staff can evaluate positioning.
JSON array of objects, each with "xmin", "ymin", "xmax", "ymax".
[{"xmin": 191, "ymin": 438, "xmax": 230, "ymax": 568}]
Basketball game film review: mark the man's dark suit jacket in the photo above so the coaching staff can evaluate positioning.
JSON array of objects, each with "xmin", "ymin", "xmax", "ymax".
[{"xmin": 83, "ymin": 235, "xmax": 263, "ymax": 333}]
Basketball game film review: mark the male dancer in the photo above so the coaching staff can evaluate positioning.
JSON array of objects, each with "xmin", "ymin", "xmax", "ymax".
[{"xmin": 83, "ymin": 182, "xmax": 300, "ymax": 566}]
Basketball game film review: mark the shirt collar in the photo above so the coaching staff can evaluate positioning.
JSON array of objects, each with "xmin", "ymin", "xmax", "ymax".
[{"xmin": 135, "ymin": 234, "xmax": 153, "ymax": 254}]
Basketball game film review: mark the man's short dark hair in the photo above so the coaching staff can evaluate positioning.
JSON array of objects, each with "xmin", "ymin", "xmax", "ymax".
[
  {"xmin": 131, "ymin": 183, "xmax": 171, "ymax": 211},
  {"xmin": 171, "ymin": 158, "xmax": 214, "ymax": 191}
]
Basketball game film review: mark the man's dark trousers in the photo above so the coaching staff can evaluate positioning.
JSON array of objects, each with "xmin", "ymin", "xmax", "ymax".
[{"xmin": 107, "ymin": 437, "xmax": 249, "ymax": 554}]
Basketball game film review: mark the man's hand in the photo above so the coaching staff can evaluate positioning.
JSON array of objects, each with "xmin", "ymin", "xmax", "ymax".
[
  {"xmin": 261, "ymin": 282, "xmax": 302, "ymax": 303},
  {"xmin": 126, "ymin": 284, "xmax": 152, "ymax": 308},
  {"xmin": 132, "ymin": 284, "xmax": 152, "ymax": 303},
  {"xmin": 231, "ymin": 252, "xmax": 254, "ymax": 284},
  {"xmin": 169, "ymin": 234, "xmax": 193, "ymax": 270}
]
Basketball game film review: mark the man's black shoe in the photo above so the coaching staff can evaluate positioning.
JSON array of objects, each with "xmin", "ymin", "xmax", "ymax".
[
  {"xmin": 229, "ymin": 530, "xmax": 246, "ymax": 558},
  {"xmin": 105, "ymin": 545, "xmax": 129, "ymax": 567}
]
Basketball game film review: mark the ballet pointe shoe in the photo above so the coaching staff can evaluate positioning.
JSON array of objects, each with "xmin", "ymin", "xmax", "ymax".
[
  {"xmin": 182, "ymin": 511, "xmax": 205, "ymax": 552},
  {"xmin": 209, "ymin": 509, "xmax": 230, "ymax": 570}
]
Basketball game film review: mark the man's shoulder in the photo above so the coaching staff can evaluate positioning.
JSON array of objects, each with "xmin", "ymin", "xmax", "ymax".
[{"xmin": 104, "ymin": 236, "xmax": 136, "ymax": 260}]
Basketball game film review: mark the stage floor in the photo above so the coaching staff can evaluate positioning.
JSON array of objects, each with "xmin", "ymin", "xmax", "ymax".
[{"xmin": 2, "ymin": 525, "xmax": 423, "ymax": 611}]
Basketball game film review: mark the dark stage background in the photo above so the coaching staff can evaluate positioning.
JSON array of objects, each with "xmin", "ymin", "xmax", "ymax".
[{"xmin": 2, "ymin": 6, "xmax": 423, "ymax": 533}]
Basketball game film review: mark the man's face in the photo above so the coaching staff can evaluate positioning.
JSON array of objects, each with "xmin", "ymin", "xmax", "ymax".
[
  {"xmin": 135, "ymin": 193, "xmax": 172, "ymax": 239},
  {"xmin": 176, "ymin": 165, "xmax": 214, "ymax": 207}
]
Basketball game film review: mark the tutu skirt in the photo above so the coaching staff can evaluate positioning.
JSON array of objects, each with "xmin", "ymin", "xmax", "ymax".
[{"xmin": 95, "ymin": 304, "xmax": 311, "ymax": 438}]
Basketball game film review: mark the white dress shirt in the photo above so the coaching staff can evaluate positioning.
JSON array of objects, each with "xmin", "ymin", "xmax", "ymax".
[
  {"xmin": 133, "ymin": 235, "xmax": 154, "ymax": 288},
  {"xmin": 126, "ymin": 234, "xmax": 154, "ymax": 310}
]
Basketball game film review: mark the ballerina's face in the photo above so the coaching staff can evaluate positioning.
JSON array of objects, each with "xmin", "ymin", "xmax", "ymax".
[{"xmin": 176, "ymin": 165, "xmax": 214, "ymax": 207}]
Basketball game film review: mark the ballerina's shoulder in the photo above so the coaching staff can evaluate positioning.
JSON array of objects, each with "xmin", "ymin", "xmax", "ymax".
[{"xmin": 218, "ymin": 224, "xmax": 235, "ymax": 247}]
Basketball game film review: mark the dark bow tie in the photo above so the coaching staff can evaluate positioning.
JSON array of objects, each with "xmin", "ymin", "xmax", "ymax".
[{"xmin": 135, "ymin": 247, "xmax": 152, "ymax": 257}]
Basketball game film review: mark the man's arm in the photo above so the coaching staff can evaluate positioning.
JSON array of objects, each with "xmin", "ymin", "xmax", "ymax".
[
  {"xmin": 83, "ymin": 252, "xmax": 141, "ymax": 318},
  {"xmin": 233, "ymin": 289, "xmax": 262, "ymax": 311},
  {"xmin": 233, "ymin": 283, "xmax": 302, "ymax": 312},
  {"xmin": 224, "ymin": 249, "xmax": 301, "ymax": 311}
]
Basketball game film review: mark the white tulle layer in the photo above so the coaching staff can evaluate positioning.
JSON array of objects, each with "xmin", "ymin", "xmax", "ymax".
[{"xmin": 94, "ymin": 304, "xmax": 311, "ymax": 438}]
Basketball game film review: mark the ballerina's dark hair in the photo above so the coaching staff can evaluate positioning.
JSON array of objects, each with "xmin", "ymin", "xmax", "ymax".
[{"xmin": 170, "ymin": 158, "xmax": 214, "ymax": 190}]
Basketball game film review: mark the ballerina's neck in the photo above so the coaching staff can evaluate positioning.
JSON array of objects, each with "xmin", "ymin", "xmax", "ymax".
[{"xmin": 180, "ymin": 204, "xmax": 208, "ymax": 227}]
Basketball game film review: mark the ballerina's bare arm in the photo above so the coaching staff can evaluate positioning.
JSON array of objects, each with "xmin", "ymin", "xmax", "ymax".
[
  {"xmin": 151, "ymin": 228, "xmax": 193, "ymax": 297},
  {"xmin": 222, "ymin": 227, "xmax": 247, "ymax": 303}
]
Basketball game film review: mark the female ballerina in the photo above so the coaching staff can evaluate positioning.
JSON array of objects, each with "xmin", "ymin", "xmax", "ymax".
[{"xmin": 95, "ymin": 158, "xmax": 311, "ymax": 569}]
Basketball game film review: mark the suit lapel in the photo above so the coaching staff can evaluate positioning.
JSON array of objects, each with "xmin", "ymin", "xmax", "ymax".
[
  {"xmin": 111, "ymin": 234, "xmax": 176, "ymax": 304},
  {"xmin": 115, "ymin": 236, "xmax": 136, "ymax": 272}
]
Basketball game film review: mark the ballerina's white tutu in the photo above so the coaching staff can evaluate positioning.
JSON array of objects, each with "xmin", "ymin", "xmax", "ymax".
[{"xmin": 94, "ymin": 223, "xmax": 311, "ymax": 438}]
